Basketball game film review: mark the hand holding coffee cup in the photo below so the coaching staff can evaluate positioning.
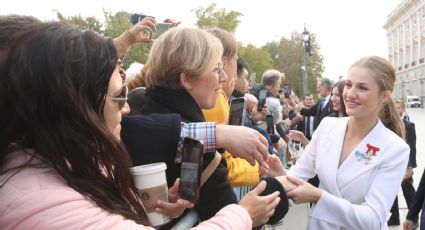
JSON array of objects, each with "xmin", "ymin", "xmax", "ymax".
[{"xmin": 130, "ymin": 162, "xmax": 170, "ymax": 226}]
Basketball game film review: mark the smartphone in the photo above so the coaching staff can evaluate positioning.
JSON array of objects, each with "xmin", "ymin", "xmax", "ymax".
[
  {"xmin": 284, "ymin": 86, "xmax": 292, "ymax": 99},
  {"xmin": 229, "ymin": 97, "xmax": 247, "ymax": 126},
  {"xmin": 266, "ymin": 114, "xmax": 275, "ymax": 134},
  {"xmin": 257, "ymin": 89, "xmax": 267, "ymax": 112},
  {"xmin": 179, "ymin": 137, "xmax": 204, "ymax": 204},
  {"xmin": 249, "ymin": 73, "xmax": 257, "ymax": 82},
  {"xmin": 130, "ymin": 13, "xmax": 150, "ymax": 25},
  {"xmin": 152, "ymin": 23, "xmax": 175, "ymax": 39}
]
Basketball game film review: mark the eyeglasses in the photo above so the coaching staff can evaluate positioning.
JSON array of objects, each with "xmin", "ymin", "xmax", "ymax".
[
  {"xmin": 213, "ymin": 63, "xmax": 227, "ymax": 80},
  {"xmin": 106, "ymin": 85, "xmax": 128, "ymax": 110}
]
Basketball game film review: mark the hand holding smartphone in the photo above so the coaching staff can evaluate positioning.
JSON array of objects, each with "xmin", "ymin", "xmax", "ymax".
[
  {"xmin": 257, "ymin": 89, "xmax": 267, "ymax": 112},
  {"xmin": 229, "ymin": 97, "xmax": 247, "ymax": 126},
  {"xmin": 179, "ymin": 137, "xmax": 204, "ymax": 204}
]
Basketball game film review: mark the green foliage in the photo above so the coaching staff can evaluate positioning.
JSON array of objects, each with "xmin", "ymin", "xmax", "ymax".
[
  {"xmin": 103, "ymin": 10, "xmax": 152, "ymax": 68},
  {"xmin": 263, "ymin": 32, "xmax": 324, "ymax": 97},
  {"xmin": 238, "ymin": 44, "xmax": 274, "ymax": 82},
  {"xmin": 55, "ymin": 10, "xmax": 150, "ymax": 69},
  {"xmin": 55, "ymin": 5, "xmax": 325, "ymax": 90},
  {"xmin": 192, "ymin": 3, "xmax": 242, "ymax": 33},
  {"xmin": 55, "ymin": 10, "xmax": 103, "ymax": 33}
]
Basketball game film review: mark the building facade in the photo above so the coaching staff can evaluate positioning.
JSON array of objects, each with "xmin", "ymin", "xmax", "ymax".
[{"xmin": 384, "ymin": 0, "xmax": 425, "ymax": 106}]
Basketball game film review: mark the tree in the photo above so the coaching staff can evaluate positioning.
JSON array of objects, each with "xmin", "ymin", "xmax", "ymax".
[
  {"xmin": 192, "ymin": 3, "xmax": 242, "ymax": 33},
  {"xmin": 56, "ymin": 10, "xmax": 151, "ymax": 69},
  {"xmin": 103, "ymin": 10, "xmax": 152, "ymax": 68},
  {"xmin": 264, "ymin": 32, "xmax": 324, "ymax": 97},
  {"xmin": 55, "ymin": 10, "xmax": 103, "ymax": 33},
  {"xmin": 238, "ymin": 44, "xmax": 274, "ymax": 82}
]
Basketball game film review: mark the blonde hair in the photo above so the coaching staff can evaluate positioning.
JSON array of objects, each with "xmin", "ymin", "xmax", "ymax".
[
  {"xmin": 350, "ymin": 56, "xmax": 405, "ymax": 138},
  {"xmin": 145, "ymin": 28, "xmax": 223, "ymax": 90},
  {"xmin": 206, "ymin": 27, "xmax": 237, "ymax": 59}
]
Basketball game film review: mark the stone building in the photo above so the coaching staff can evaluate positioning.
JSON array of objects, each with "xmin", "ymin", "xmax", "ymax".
[{"xmin": 384, "ymin": 0, "xmax": 425, "ymax": 106}]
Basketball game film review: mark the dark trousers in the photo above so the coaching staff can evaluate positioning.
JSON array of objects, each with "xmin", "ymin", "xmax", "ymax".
[{"xmin": 389, "ymin": 177, "xmax": 417, "ymax": 222}]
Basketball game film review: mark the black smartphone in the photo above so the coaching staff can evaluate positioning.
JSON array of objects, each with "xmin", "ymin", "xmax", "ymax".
[
  {"xmin": 266, "ymin": 114, "xmax": 275, "ymax": 134},
  {"xmin": 130, "ymin": 13, "xmax": 149, "ymax": 25},
  {"xmin": 229, "ymin": 97, "xmax": 247, "ymax": 126},
  {"xmin": 179, "ymin": 137, "xmax": 204, "ymax": 204},
  {"xmin": 257, "ymin": 89, "xmax": 267, "ymax": 112}
]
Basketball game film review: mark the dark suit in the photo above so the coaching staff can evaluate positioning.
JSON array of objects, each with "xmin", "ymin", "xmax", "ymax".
[
  {"xmin": 297, "ymin": 115, "xmax": 315, "ymax": 141},
  {"xmin": 406, "ymin": 169, "xmax": 425, "ymax": 229},
  {"xmin": 389, "ymin": 118, "xmax": 417, "ymax": 223},
  {"xmin": 300, "ymin": 97, "xmax": 333, "ymax": 131}
]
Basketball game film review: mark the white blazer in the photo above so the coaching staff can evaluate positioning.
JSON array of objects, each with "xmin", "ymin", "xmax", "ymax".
[{"xmin": 287, "ymin": 117, "xmax": 409, "ymax": 230}]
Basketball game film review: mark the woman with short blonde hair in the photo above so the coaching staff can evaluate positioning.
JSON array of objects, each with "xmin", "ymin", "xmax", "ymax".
[{"xmin": 145, "ymin": 28, "xmax": 223, "ymax": 90}]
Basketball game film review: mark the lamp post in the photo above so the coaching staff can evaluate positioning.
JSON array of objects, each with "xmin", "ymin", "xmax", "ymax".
[{"xmin": 302, "ymin": 25, "xmax": 312, "ymax": 96}]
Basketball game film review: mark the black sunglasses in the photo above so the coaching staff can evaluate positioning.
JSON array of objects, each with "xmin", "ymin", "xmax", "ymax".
[{"xmin": 106, "ymin": 85, "xmax": 128, "ymax": 110}]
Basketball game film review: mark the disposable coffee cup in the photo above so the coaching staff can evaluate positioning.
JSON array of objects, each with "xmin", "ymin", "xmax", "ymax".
[{"xmin": 130, "ymin": 162, "xmax": 170, "ymax": 226}]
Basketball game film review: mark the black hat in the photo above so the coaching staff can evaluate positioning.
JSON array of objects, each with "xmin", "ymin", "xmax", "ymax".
[{"xmin": 253, "ymin": 176, "xmax": 289, "ymax": 228}]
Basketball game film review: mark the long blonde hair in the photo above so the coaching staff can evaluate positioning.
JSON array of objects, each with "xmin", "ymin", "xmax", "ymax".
[{"xmin": 350, "ymin": 56, "xmax": 405, "ymax": 139}]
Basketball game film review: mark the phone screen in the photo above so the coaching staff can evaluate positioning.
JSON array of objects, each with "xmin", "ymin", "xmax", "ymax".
[
  {"xmin": 152, "ymin": 23, "xmax": 174, "ymax": 39},
  {"xmin": 266, "ymin": 115, "xmax": 274, "ymax": 134},
  {"xmin": 257, "ymin": 89, "xmax": 267, "ymax": 112},
  {"xmin": 179, "ymin": 138, "xmax": 204, "ymax": 203},
  {"xmin": 229, "ymin": 98, "xmax": 247, "ymax": 126}
]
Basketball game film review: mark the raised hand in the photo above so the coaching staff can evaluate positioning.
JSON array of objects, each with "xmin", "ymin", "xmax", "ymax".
[
  {"xmin": 128, "ymin": 16, "xmax": 157, "ymax": 43},
  {"xmin": 216, "ymin": 125, "xmax": 269, "ymax": 166},
  {"xmin": 239, "ymin": 181, "xmax": 280, "ymax": 226}
]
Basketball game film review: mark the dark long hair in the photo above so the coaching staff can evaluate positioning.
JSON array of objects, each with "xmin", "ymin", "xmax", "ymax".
[
  {"xmin": 0, "ymin": 23, "xmax": 148, "ymax": 224},
  {"xmin": 332, "ymin": 80, "xmax": 347, "ymax": 117}
]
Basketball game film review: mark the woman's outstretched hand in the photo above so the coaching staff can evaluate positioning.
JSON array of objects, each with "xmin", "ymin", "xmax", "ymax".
[{"xmin": 286, "ymin": 176, "xmax": 322, "ymax": 204}]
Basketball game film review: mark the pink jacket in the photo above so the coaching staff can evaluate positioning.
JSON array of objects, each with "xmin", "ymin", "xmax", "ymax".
[{"xmin": 0, "ymin": 150, "xmax": 252, "ymax": 229}]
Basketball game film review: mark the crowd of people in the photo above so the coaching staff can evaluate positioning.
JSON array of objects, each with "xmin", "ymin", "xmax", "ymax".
[{"xmin": 0, "ymin": 14, "xmax": 422, "ymax": 230}]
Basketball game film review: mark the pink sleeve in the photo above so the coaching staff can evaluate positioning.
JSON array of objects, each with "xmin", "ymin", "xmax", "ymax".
[
  {"xmin": 191, "ymin": 204, "xmax": 252, "ymax": 230},
  {"xmin": 2, "ymin": 186, "xmax": 155, "ymax": 230}
]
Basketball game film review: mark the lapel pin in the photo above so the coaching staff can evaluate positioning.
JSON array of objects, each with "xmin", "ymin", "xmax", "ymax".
[{"xmin": 355, "ymin": 144, "xmax": 380, "ymax": 165}]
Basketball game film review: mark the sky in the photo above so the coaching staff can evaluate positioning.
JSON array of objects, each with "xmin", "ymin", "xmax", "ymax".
[{"xmin": 1, "ymin": 0, "xmax": 403, "ymax": 81}]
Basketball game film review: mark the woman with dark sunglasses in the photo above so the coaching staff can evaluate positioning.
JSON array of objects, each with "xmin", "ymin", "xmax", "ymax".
[{"xmin": 0, "ymin": 22, "xmax": 279, "ymax": 229}]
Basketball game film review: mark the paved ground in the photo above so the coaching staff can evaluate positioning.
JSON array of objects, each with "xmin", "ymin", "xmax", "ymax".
[{"xmin": 267, "ymin": 108, "xmax": 425, "ymax": 230}]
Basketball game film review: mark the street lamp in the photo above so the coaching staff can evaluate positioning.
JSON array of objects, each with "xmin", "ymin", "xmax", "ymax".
[{"xmin": 302, "ymin": 25, "xmax": 312, "ymax": 96}]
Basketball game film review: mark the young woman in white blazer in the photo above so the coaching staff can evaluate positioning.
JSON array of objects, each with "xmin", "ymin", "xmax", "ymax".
[{"xmin": 276, "ymin": 56, "xmax": 409, "ymax": 229}]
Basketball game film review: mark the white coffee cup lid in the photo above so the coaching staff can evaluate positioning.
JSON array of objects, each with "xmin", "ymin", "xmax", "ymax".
[{"xmin": 130, "ymin": 162, "xmax": 167, "ymax": 176}]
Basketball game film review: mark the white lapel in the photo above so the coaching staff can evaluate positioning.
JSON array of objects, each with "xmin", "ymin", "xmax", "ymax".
[
  {"xmin": 336, "ymin": 119, "xmax": 385, "ymax": 190},
  {"xmin": 316, "ymin": 117, "xmax": 349, "ymax": 198}
]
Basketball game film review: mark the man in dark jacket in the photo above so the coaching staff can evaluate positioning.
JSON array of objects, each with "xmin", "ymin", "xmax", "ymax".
[
  {"xmin": 388, "ymin": 100, "xmax": 417, "ymax": 226},
  {"xmin": 297, "ymin": 78, "xmax": 333, "ymax": 132}
]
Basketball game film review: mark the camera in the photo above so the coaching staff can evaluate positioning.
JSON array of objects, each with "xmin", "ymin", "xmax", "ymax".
[{"xmin": 275, "ymin": 121, "xmax": 290, "ymax": 138}]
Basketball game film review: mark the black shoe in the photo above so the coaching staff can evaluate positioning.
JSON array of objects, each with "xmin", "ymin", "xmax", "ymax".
[{"xmin": 387, "ymin": 218, "xmax": 400, "ymax": 226}]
